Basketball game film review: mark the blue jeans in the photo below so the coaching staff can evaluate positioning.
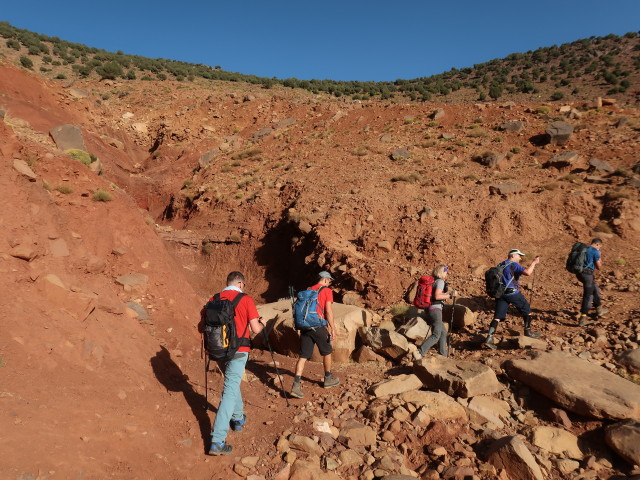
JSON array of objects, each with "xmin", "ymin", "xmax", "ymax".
[
  {"xmin": 211, "ymin": 352, "xmax": 248, "ymax": 443},
  {"xmin": 576, "ymin": 270, "xmax": 601, "ymax": 314},
  {"xmin": 419, "ymin": 308, "xmax": 447, "ymax": 357}
]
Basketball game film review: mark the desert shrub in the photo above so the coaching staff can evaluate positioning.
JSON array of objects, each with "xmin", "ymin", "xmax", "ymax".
[
  {"xmin": 489, "ymin": 84, "xmax": 502, "ymax": 100},
  {"xmin": 55, "ymin": 184, "xmax": 73, "ymax": 194},
  {"xmin": 542, "ymin": 182, "xmax": 559, "ymax": 191},
  {"xmin": 615, "ymin": 258, "xmax": 627, "ymax": 266},
  {"xmin": 201, "ymin": 242, "xmax": 214, "ymax": 255},
  {"xmin": 6, "ymin": 39, "xmax": 20, "ymax": 50},
  {"xmin": 536, "ymin": 106, "xmax": 551, "ymax": 114},
  {"xmin": 389, "ymin": 303, "xmax": 409, "ymax": 317},
  {"xmin": 604, "ymin": 189, "xmax": 630, "ymax": 200},
  {"xmin": 232, "ymin": 149, "xmax": 262, "ymax": 161},
  {"xmin": 96, "ymin": 61, "xmax": 123, "ymax": 80},
  {"xmin": 593, "ymin": 221, "xmax": 612, "ymax": 234},
  {"xmin": 511, "ymin": 147, "xmax": 521, "ymax": 154},
  {"xmin": 492, "ymin": 136, "xmax": 503, "ymax": 143},
  {"xmin": 65, "ymin": 149, "xmax": 94, "ymax": 166},
  {"xmin": 468, "ymin": 128, "xmax": 488, "ymax": 138},
  {"xmin": 92, "ymin": 189, "xmax": 112, "ymax": 202},
  {"xmin": 182, "ymin": 179, "xmax": 193, "ymax": 188},
  {"xmin": 54, "ymin": 74, "xmax": 66, "ymax": 80},
  {"xmin": 551, "ymin": 91, "xmax": 564, "ymax": 101},
  {"xmin": 559, "ymin": 173, "xmax": 580, "ymax": 183},
  {"xmin": 19, "ymin": 56, "xmax": 33, "ymax": 69},
  {"xmin": 390, "ymin": 173, "xmax": 420, "ymax": 183}
]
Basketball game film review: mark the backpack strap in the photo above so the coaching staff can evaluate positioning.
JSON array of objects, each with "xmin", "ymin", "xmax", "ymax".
[
  {"xmin": 502, "ymin": 261, "xmax": 515, "ymax": 289},
  {"xmin": 316, "ymin": 286, "xmax": 328, "ymax": 321},
  {"xmin": 230, "ymin": 293, "xmax": 251, "ymax": 346}
]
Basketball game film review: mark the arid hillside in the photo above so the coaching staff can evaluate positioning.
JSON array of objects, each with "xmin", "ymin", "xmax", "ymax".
[{"xmin": 1, "ymin": 44, "xmax": 640, "ymax": 480}]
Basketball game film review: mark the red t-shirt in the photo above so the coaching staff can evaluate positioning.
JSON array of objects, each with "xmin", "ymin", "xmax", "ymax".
[
  {"xmin": 209, "ymin": 289, "xmax": 259, "ymax": 353},
  {"xmin": 309, "ymin": 284, "xmax": 333, "ymax": 319}
]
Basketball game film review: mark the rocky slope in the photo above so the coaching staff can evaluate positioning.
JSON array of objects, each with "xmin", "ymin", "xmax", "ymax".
[{"xmin": 1, "ymin": 54, "xmax": 640, "ymax": 480}]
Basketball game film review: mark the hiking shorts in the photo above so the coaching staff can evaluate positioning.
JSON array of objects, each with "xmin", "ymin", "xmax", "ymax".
[
  {"xmin": 299, "ymin": 326, "xmax": 332, "ymax": 359},
  {"xmin": 495, "ymin": 291, "xmax": 531, "ymax": 320}
]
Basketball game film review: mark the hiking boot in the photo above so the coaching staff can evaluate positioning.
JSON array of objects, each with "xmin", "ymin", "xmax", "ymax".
[
  {"xmin": 482, "ymin": 335, "xmax": 497, "ymax": 350},
  {"xmin": 596, "ymin": 307, "xmax": 609, "ymax": 317},
  {"xmin": 230, "ymin": 414, "xmax": 246, "ymax": 432},
  {"xmin": 290, "ymin": 381, "xmax": 304, "ymax": 399},
  {"xmin": 524, "ymin": 329, "xmax": 541, "ymax": 339},
  {"xmin": 324, "ymin": 375, "xmax": 340, "ymax": 388},
  {"xmin": 208, "ymin": 441, "xmax": 232, "ymax": 456},
  {"xmin": 578, "ymin": 314, "xmax": 594, "ymax": 327}
]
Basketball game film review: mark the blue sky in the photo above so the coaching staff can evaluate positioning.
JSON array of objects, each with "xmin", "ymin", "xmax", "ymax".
[{"xmin": 3, "ymin": 1, "xmax": 639, "ymax": 81}]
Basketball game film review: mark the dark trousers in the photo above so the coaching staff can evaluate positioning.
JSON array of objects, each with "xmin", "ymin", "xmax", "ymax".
[
  {"xmin": 494, "ymin": 291, "xmax": 531, "ymax": 320},
  {"xmin": 576, "ymin": 269, "xmax": 601, "ymax": 314}
]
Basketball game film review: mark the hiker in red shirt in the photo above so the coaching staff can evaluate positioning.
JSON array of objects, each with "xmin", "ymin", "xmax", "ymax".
[
  {"xmin": 205, "ymin": 271, "xmax": 265, "ymax": 456},
  {"xmin": 290, "ymin": 271, "xmax": 340, "ymax": 398}
]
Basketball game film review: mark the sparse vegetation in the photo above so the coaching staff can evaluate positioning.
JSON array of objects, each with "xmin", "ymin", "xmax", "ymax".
[
  {"xmin": 201, "ymin": 242, "xmax": 214, "ymax": 255},
  {"xmin": 615, "ymin": 258, "xmax": 627, "ymax": 266},
  {"xmin": 536, "ymin": 106, "xmax": 551, "ymax": 115},
  {"xmin": 92, "ymin": 189, "xmax": 112, "ymax": 202},
  {"xmin": 390, "ymin": 173, "xmax": 420, "ymax": 183},
  {"xmin": 593, "ymin": 221, "xmax": 613, "ymax": 234},
  {"xmin": 55, "ymin": 184, "xmax": 73, "ymax": 194},
  {"xmin": 389, "ymin": 303, "xmax": 410, "ymax": 317},
  {"xmin": 65, "ymin": 149, "xmax": 95, "ymax": 166},
  {"xmin": 0, "ymin": 21, "xmax": 638, "ymax": 103}
]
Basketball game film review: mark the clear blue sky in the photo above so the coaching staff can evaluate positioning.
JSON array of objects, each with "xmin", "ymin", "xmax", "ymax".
[{"xmin": 3, "ymin": 1, "xmax": 639, "ymax": 81}]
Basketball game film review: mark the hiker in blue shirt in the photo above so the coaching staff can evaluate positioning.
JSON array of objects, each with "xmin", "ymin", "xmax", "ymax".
[
  {"xmin": 483, "ymin": 249, "xmax": 541, "ymax": 350},
  {"xmin": 576, "ymin": 238, "xmax": 608, "ymax": 326}
]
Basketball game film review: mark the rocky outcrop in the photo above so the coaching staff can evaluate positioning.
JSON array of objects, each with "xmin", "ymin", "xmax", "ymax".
[
  {"xmin": 413, "ymin": 356, "xmax": 503, "ymax": 398},
  {"xmin": 605, "ymin": 419, "xmax": 640, "ymax": 466},
  {"xmin": 503, "ymin": 351, "xmax": 640, "ymax": 419}
]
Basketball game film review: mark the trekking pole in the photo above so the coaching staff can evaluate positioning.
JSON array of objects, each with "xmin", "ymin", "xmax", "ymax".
[
  {"xmin": 448, "ymin": 295, "xmax": 456, "ymax": 357},
  {"xmin": 204, "ymin": 356, "xmax": 210, "ymax": 411},
  {"xmin": 529, "ymin": 265, "xmax": 538, "ymax": 312},
  {"xmin": 261, "ymin": 319, "xmax": 291, "ymax": 407}
]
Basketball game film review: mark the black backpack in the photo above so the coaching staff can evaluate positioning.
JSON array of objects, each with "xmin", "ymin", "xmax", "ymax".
[
  {"xmin": 484, "ymin": 261, "xmax": 514, "ymax": 298},
  {"xmin": 203, "ymin": 293, "xmax": 250, "ymax": 361},
  {"xmin": 566, "ymin": 242, "xmax": 588, "ymax": 274}
]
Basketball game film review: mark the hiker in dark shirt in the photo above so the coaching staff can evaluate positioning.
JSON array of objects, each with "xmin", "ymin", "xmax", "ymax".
[
  {"xmin": 483, "ymin": 249, "xmax": 540, "ymax": 350},
  {"xmin": 576, "ymin": 238, "xmax": 608, "ymax": 326}
]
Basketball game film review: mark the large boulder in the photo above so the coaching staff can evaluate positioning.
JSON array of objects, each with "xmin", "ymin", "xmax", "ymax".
[
  {"xmin": 413, "ymin": 356, "xmax": 503, "ymax": 398},
  {"xmin": 50, "ymin": 124, "xmax": 87, "ymax": 151},
  {"xmin": 531, "ymin": 426, "xmax": 583, "ymax": 459},
  {"xmin": 369, "ymin": 374, "xmax": 423, "ymax": 398},
  {"xmin": 605, "ymin": 419, "xmax": 640, "ymax": 466},
  {"xmin": 359, "ymin": 326, "xmax": 410, "ymax": 360},
  {"xmin": 397, "ymin": 316, "xmax": 432, "ymax": 342},
  {"xmin": 400, "ymin": 390, "xmax": 468, "ymax": 421},
  {"xmin": 256, "ymin": 300, "xmax": 373, "ymax": 363},
  {"xmin": 618, "ymin": 348, "xmax": 640, "ymax": 373},
  {"xmin": 503, "ymin": 351, "xmax": 640, "ymax": 420},
  {"xmin": 443, "ymin": 303, "xmax": 476, "ymax": 328},
  {"xmin": 546, "ymin": 121, "xmax": 574, "ymax": 145},
  {"xmin": 486, "ymin": 435, "xmax": 544, "ymax": 480}
]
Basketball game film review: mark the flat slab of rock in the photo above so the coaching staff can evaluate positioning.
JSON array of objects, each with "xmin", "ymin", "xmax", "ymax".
[
  {"xmin": 498, "ymin": 120, "xmax": 524, "ymax": 132},
  {"xmin": 531, "ymin": 426, "xmax": 583, "ymax": 459},
  {"xmin": 400, "ymin": 390, "xmax": 468, "ymax": 421},
  {"xmin": 516, "ymin": 335, "xmax": 548, "ymax": 350},
  {"xmin": 50, "ymin": 124, "xmax": 87, "ymax": 151},
  {"xmin": 115, "ymin": 273, "xmax": 149, "ymax": 287},
  {"xmin": 414, "ymin": 356, "xmax": 503, "ymax": 398},
  {"xmin": 13, "ymin": 159, "xmax": 37, "ymax": 181},
  {"xmin": 605, "ymin": 419, "xmax": 640, "ymax": 466},
  {"xmin": 486, "ymin": 435, "xmax": 544, "ymax": 480},
  {"xmin": 589, "ymin": 157, "xmax": 614, "ymax": 173},
  {"xmin": 503, "ymin": 351, "xmax": 640, "ymax": 420},
  {"xmin": 465, "ymin": 395, "xmax": 511, "ymax": 429},
  {"xmin": 369, "ymin": 374, "xmax": 423, "ymax": 398}
]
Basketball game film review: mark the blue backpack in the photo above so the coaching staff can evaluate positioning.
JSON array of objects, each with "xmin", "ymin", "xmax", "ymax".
[{"xmin": 293, "ymin": 286, "xmax": 328, "ymax": 329}]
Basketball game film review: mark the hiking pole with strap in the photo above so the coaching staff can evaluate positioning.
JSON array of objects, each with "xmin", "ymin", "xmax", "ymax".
[
  {"xmin": 261, "ymin": 318, "xmax": 290, "ymax": 407},
  {"xmin": 448, "ymin": 295, "xmax": 456, "ymax": 357}
]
